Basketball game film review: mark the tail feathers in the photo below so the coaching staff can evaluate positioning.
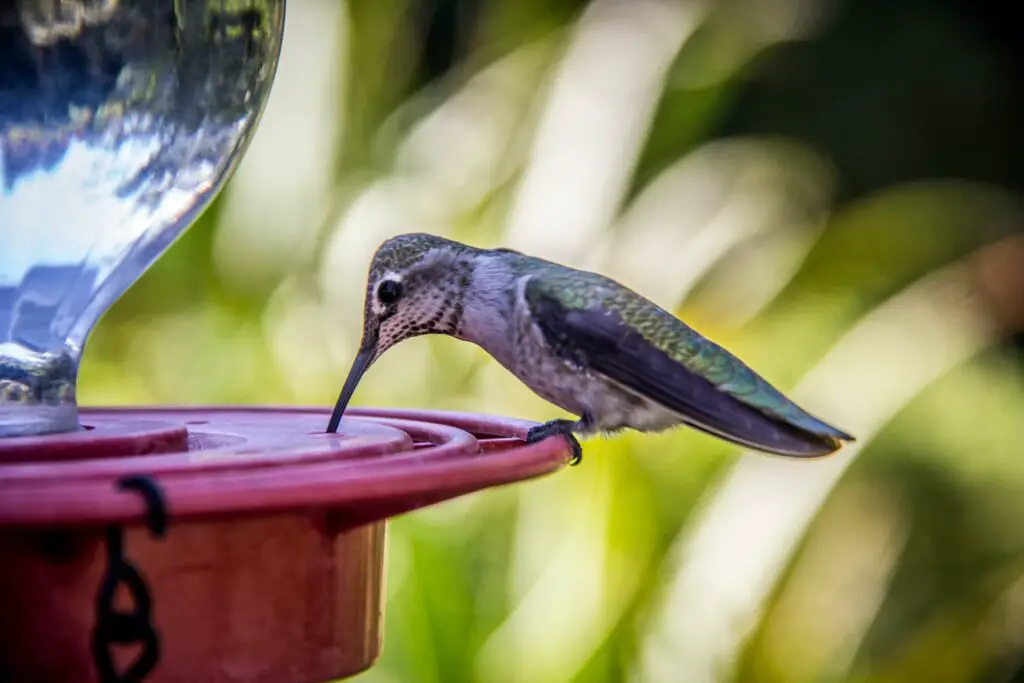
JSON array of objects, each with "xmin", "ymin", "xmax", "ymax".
[
  {"xmin": 745, "ymin": 389, "xmax": 855, "ymax": 448},
  {"xmin": 677, "ymin": 398, "xmax": 853, "ymax": 458}
]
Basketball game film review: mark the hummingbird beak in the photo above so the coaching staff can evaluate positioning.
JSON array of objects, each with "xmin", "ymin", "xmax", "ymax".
[{"xmin": 325, "ymin": 326, "xmax": 379, "ymax": 433}]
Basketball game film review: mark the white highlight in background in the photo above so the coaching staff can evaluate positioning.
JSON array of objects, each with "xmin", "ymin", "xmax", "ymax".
[{"xmin": 213, "ymin": 0, "xmax": 347, "ymax": 291}]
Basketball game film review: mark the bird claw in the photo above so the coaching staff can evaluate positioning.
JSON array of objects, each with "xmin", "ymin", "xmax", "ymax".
[{"xmin": 526, "ymin": 419, "xmax": 583, "ymax": 466}]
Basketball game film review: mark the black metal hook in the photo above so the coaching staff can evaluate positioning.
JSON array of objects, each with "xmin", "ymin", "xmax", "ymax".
[{"xmin": 91, "ymin": 475, "xmax": 168, "ymax": 683}]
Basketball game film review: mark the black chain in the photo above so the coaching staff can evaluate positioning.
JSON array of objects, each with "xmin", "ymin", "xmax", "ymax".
[{"xmin": 91, "ymin": 475, "xmax": 168, "ymax": 683}]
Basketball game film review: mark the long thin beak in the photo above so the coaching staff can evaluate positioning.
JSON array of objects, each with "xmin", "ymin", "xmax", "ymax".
[{"xmin": 326, "ymin": 331, "xmax": 378, "ymax": 433}]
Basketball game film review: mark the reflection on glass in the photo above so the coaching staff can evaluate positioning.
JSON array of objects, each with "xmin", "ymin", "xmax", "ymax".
[{"xmin": 0, "ymin": 0, "xmax": 284, "ymax": 436}]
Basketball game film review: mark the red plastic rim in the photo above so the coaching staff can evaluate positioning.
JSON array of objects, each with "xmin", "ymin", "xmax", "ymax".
[{"xmin": 0, "ymin": 406, "xmax": 570, "ymax": 528}]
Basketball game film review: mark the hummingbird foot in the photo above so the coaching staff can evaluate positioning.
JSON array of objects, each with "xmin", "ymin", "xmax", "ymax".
[{"xmin": 526, "ymin": 418, "xmax": 584, "ymax": 466}]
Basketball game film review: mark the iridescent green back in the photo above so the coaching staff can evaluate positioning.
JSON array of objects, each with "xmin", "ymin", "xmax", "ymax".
[{"xmin": 517, "ymin": 257, "xmax": 847, "ymax": 440}]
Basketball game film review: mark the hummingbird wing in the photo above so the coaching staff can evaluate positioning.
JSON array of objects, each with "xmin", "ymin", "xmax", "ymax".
[{"xmin": 524, "ymin": 276, "xmax": 853, "ymax": 457}]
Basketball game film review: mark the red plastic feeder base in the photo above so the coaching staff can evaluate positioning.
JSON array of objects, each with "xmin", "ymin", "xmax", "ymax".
[{"xmin": 0, "ymin": 407, "xmax": 570, "ymax": 683}]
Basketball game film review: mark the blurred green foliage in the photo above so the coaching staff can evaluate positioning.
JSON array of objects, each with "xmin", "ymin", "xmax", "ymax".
[{"xmin": 82, "ymin": 0, "xmax": 1024, "ymax": 681}]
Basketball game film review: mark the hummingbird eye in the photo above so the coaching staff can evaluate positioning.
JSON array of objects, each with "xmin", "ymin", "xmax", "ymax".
[{"xmin": 377, "ymin": 279, "xmax": 403, "ymax": 305}]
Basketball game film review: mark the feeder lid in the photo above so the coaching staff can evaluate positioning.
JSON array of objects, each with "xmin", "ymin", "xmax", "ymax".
[{"xmin": 0, "ymin": 407, "xmax": 570, "ymax": 528}]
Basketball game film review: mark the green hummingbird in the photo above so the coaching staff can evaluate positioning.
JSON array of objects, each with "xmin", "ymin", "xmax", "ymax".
[{"xmin": 326, "ymin": 233, "xmax": 854, "ymax": 465}]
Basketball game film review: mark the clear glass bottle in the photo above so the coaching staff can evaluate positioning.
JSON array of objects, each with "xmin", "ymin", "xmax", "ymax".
[{"xmin": 0, "ymin": 0, "xmax": 285, "ymax": 436}]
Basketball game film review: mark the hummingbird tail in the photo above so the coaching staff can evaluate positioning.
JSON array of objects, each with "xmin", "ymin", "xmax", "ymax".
[{"xmin": 674, "ymin": 400, "xmax": 853, "ymax": 458}]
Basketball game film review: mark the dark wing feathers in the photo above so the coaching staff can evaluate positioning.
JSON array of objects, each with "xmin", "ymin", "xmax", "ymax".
[{"xmin": 528, "ymin": 285, "xmax": 846, "ymax": 458}]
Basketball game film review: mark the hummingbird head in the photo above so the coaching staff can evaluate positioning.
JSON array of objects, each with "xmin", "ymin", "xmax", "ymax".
[{"xmin": 326, "ymin": 233, "xmax": 473, "ymax": 432}]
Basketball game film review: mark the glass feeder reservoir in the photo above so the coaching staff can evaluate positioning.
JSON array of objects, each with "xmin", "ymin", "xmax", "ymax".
[{"xmin": 0, "ymin": 0, "xmax": 281, "ymax": 437}]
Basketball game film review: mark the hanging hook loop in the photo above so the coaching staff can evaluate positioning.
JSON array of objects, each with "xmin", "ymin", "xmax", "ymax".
[{"xmin": 90, "ymin": 475, "xmax": 168, "ymax": 683}]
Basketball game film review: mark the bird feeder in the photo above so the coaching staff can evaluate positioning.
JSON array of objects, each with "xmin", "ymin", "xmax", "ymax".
[{"xmin": 0, "ymin": 3, "xmax": 570, "ymax": 682}]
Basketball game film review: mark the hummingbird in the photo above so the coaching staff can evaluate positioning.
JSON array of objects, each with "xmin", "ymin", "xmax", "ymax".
[{"xmin": 326, "ymin": 232, "xmax": 854, "ymax": 465}]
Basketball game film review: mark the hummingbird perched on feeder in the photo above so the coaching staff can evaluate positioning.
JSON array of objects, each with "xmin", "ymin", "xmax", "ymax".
[{"xmin": 326, "ymin": 233, "xmax": 854, "ymax": 465}]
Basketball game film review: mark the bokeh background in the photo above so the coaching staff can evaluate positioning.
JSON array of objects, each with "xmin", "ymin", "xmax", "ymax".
[{"xmin": 81, "ymin": 0, "xmax": 1024, "ymax": 681}]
